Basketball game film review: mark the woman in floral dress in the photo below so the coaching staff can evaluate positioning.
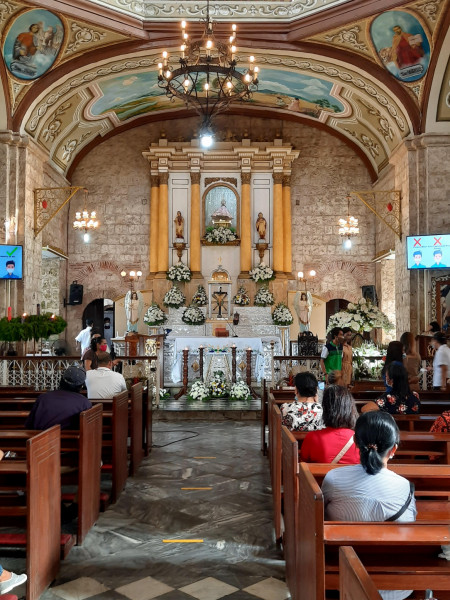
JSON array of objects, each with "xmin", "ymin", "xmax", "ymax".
[
  {"xmin": 376, "ymin": 362, "xmax": 420, "ymax": 414},
  {"xmin": 281, "ymin": 372, "xmax": 323, "ymax": 431}
]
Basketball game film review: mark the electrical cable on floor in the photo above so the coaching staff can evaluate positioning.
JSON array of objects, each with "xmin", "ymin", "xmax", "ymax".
[{"xmin": 151, "ymin": 429, "xmax": 200, "ymax": 448}]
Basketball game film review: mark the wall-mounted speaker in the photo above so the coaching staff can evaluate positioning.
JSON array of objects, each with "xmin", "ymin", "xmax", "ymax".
[
  {"xmin": 361, "ymin": 285, "xmax": 377, "ymax": 304},
  {"xmin": 68, "ymin": 282, "xmax": 83, "ymax": 305}
]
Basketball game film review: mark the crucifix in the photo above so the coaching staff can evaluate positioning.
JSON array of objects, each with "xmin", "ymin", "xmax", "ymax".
[{"xmin": 212, "ymin": 286, "xmax": 228, "ymax": 318}]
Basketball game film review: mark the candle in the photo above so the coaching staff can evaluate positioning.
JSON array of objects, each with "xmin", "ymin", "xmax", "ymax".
[
  {"xmin": 7, "ymin": 307, "xmax": 11, "ymax": 321},
  {"xmin": 21, "ymin": 313, "xmax": 26, "ymax": 323},
  {"xmin": 36, "ymin": 303, "xmax": 40, "ymax": 316}
]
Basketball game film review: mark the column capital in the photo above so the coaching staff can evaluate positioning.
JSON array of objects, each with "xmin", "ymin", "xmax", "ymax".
[
  {"xmin": 159, "ymin": 172, "xmax": 169, "ymax": 185},
  {"xmin": 273, "ymin": 172, "xmax": 283, "ymax": 185},
  {"xmin": 190, "ymin": 172, "xmax": 201, "ymax": 185},
  {"xmin": 282, "ymin": 175, "xmax": 291, "ymax": 187},
  {"xmin": 241, "ymin": 172, "xmax": 251, "ymax": 185},
  {"xmin": 150, "ymin": 174, "xmax": 160, "ymax": 187}
]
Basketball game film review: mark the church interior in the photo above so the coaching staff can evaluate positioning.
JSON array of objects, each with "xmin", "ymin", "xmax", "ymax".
[{"xmin": 0, "ymin": 0, "xmax": 449, "ymax": 597}]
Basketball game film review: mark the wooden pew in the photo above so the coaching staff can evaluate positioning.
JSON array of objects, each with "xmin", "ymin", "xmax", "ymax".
[
  {"xmin": 130, "ymin": 383, "xmax": 144, "ymax": 475},
  {"xmin": 339, "ymin": 547, "xmax": 382, "ymax": 600},
  {"xmin": 0, "ymin": 427, "xmax": 61, "ymax": 600}
]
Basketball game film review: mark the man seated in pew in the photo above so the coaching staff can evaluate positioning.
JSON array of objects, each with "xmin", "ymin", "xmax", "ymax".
[
  {"xmin": 85, "ymin": 352, "xmax": 127, "ymax": 399},
  {"xmin": 300, "ymin": 385, "xmax": 359, "ymax": 464},
  {"xmin": 25, "ymin": 366, "xmax": 91, "ymax": 430},
  {"xmin": 375, "ymin": 363, "xmax": 420, "ymax": 414},
  {"xmin": 322, "ymin": 411, "xmax": 416, "ymax": 600},
  {"xmin": 280, "ymin": 372, "xmax": 324, "ymax": 432}
]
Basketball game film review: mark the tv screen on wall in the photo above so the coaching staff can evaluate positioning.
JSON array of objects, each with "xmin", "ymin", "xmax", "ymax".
[
  {"xmin": 407, "ymin": 235, "xmax": 450, "ymax": 270},
  {"xmin": 0, "ymin": 245, "xmax": 23, "ymax": 280}
]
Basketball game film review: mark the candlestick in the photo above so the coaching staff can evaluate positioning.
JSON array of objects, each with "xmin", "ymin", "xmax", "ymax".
[
  {"xmin": 7, "ymin": 307, "xmax": 11, "ymax": 321},
  {"xmin": 36, "ymin": 303, "xmax": 40, "ymax": 316}
]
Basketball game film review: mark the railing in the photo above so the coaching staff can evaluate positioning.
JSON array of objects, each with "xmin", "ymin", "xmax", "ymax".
[{"xmin": 272, "ymin": 355, "xmax": 322, "ymax": 387}]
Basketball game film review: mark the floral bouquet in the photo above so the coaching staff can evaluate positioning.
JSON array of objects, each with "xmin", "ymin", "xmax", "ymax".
[
  {"xmin": 204, "ymin": 226, "xmax": 237, "ymax": 244},
  {"xmin": 166, "ymin": 263, "xmax": 192, "ymax": 282},
  {"xmin": 327, "ymin": 297, "xmax": 394, "ymax": 334},
  {"xmin": 152, "ymin": 385, "xmax": 171, "ymax": 400},
  {"xmin": 163, "ymin": 285, "xmax": 186, "ymax": 308},
  {"xmin": 232, "ymin": 286, "xmax": 250, "ymax": 305},
  {"xmin": 254, "ymin": 285, "xmax": 274, "ymax": 307},
  {"xmin": 191, "ymin": 285, "xmax": 207, "ymax": 306},
  {"xmin": 272, "ymin": 302, "xmax": 294, "ymax": 326},
  {"xmin": 143, "ymin": 303, "xmax": 167, "ymax": 326},
  {"xmin": 229, "ymin": 381, "xmax": 252, "ymax": 402},
  {"xmin": 182, "ymin": 304, "xmax": 206, "ymax": 325},
  {"xmin": 209, "ymin": 370, "xmax": 229, "ymax": 397},
  {"xmin": 187, "ymin": 380, "xmax": 210, "ymax": 402},
  {"xmin": 352, "ymin": 341, "xmax": 385, "ymax": 380},
  {"xmin": 249, "ymin": 263, "xmax": 275, "ymax": 283}
]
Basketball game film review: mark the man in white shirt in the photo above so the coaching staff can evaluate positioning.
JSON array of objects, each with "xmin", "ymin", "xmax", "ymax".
[
  {"xmin": 432, "ymin": 332, "xmax": 450, "ymax": 390},
  {"xmin": 86, "ymin": 352, "xmax": 127, "ymax": 399},
  {"xmin": 75, "ymin": 319, "xmax": 93, "ymax": 356}
]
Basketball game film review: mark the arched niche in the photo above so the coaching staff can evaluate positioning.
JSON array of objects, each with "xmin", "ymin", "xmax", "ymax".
[{"xmin": 203, "ymin": 183, "xmax": 240, "ymax": 236}]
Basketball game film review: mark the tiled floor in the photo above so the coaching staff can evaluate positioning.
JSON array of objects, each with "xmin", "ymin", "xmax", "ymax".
[{"xmin": 36, "ymin": 421, "xmax": 288, "ymax": 600}]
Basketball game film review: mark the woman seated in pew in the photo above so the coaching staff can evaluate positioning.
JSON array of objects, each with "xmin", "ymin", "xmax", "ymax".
[
  {"xmin": 400, "ymin": 331, "xmax": 421, "ymax": 392},
  {"xmin": 375, "ymin": 363, "xmax": 420, "ymax": 415},
  {"xmin": 321, "ymin": 411, "xmax": 416, "ymax": 600},
  {"xmin": 281, "ymin": 372, "xmax": 323, "ymax": 432},
  {"xmin": 430, "ymin": 410, "xmax": 450, "ymax": 432},
  {"xmin": 300, "ymin": 385, "xmax": 359, "ymax": 464},
  {"xmin": 381, "ymin": 341, "xmax": 404, "ymax": 392},
  {"xmin": 82, "ymin": 333, "xmax": 104, "ymax": 371}
]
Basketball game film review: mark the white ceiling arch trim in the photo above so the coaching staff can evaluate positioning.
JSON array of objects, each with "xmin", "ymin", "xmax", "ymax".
[{"xmin": 424, "ymin": 25, "xmax": 450, "ymax": 134}]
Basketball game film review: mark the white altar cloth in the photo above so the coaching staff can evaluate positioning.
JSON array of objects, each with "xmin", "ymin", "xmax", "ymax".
[{"xmin": 170, "ymin": 336, "xmax": 265, "ymax": 383}]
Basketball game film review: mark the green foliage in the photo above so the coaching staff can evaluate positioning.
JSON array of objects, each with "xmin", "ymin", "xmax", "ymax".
[{"xmin": 0, "ymin": 314, "xmax": 67, "ymax": 342}]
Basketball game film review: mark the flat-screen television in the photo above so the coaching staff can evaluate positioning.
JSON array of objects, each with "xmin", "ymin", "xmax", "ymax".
[
  {"xmin": 406, "ymin": 235, "xmax": 450, "ymax": 270},
  {"xmin": 0, "ymin": 245, "xmax": 23, "ymax": 280}
]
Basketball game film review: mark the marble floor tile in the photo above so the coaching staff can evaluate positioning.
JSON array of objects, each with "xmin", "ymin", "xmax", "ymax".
[
  {"xmin": 242, "ymin": 578, "xmax": 290, "ymax": 600},
  {"xmin": 116, "ymin": 576, "xmax": 174, "ymax": 600},
  {"xmin": 51, "ymin": 577, "xmax": 110, "ymax": 599},
  {"xmin": 179, "ymin": 577, "xmax": 239, "ymax": 600}
]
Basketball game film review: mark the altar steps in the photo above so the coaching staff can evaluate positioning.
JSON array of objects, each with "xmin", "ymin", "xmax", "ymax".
[{"xmin": 154, "ymin": 394, "xmax": 261, "ymax": 421}]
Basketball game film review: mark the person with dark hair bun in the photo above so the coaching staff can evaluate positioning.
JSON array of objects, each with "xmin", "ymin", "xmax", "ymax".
[
  {"xmin": 300, "ymin": 385, "xmax": 359, "ymax": 464},
  {"xmin": 281, "ymin": 372, "xmax": 323, "ymax": 432},
  {"xmin": 322, "ymin": 411, "xmax": 416, "ymax": 600},
  {"xmin": 376, "ymin": 362, "xmax": 420, "ymax": 414}
]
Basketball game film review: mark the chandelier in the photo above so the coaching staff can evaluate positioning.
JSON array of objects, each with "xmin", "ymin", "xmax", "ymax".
[
  {"xmin": 158, "ymin": 0, "xmax": 259, "ymax": 147},
  {"xmin": 338, "ymin": 195, "xmax": 359, "ymax": 249},
  {"xmin": 73, "ymin": 189, "xmax": 99, "ymax": 242}
]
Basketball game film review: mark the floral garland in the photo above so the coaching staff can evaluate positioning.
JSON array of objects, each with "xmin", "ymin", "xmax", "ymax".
[
  {"xmin": 249, "ymin": 263, "xmax": 275, "ymax": 283},
  {"xmin": 204, "ymin": 226, "xmax": 237, "ymax": 244},
  {"xmin": 327, "ymin": 297, "xmax": 394, "ymax": 333},
  {"xmin": 182, "ymin": 305, "xmax": 206, "ymax": 325},
  {"xmin": 232, "ymin": 286, "xmax": 250, "ymax": 305},
  {"xmin": 187, "ymin": 380, "xmax": 210, "ymax": 402},
  {"xmin": 209, "ymin": 370, "xmax": 229, "ymax": 397},
  {"xmin": 254, "ymin": 285, "xmax": 274, "ymax": 307},
  {"xmin": 143, "ymin": 303, "xmax": 167, "ymax": 326},
  {"xmin": 191, "ymin": 285, "xmax": 207, "ymax": 306},
  {"xmin": 272, "ymin": 302, "xmax": 293, "ymax": 326},
  {"xmin": 166, "ymin": 263, "xmax": 192, "ymax": 282},
  {"xmin": 229, "ymin": 381, "xmax": 252, "ymax": 402},
  {"xmin": 163, "ymin": 285, "xmax": 186, "ymax": 308}
]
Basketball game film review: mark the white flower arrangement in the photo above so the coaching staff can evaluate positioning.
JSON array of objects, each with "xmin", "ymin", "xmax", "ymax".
[
  {"xmin": 204, "ymin": 226, "xmax": 237, "ymax": 244},
  {"xmin": 229, "ymin": 381, "xmax": 252, "ymax": 402},
  {"xmin": 166, "ymin": 263, "xmax": 192, "ymax": 282},
  {"xmin": 254, "ymin": 285, "xmax": 275, "ymax": 307},
  {"xmin": 232, "ymin": 286, "xmax": 250, "ymax": 306},
  {"xmin": 353, "ymin": 342, "xmax": 385, "ymax": 380},
  {"xmin": 249, "ymin": 262, "xmax": 275, "ymax": 283},
  {"xmin": 327, "ymin": 297, "xmax": 394, "ymax": 333},
  {"xmin": 143, "ymin": 303, "xmax": 167, "ymax": 326},
  {"xmin": 163, "ymin": 285, "xmax": 186, "ymax": 308},
  {"xmin": 182, "ymin": 305, "xmax": 206, "ymax": 325},
  {"xmin": 272, "ymin": 302, "xmax": 294, "ymax": 326},
  {"xmin": 187, "ymin": 380, "xmax": 210, "ymax": 402},
  {"xmin": 191, "ymin": 285, "xmax": 207, "ymax": 306},
  {"xmin": 209, "ymin": 370, "xmax": 229, "ymax": 397}
]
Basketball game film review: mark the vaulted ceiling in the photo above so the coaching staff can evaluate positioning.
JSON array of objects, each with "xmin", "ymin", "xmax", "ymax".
[{"xmin": 1, "ymin": 0, "xmax": 449, "ymax": 180}]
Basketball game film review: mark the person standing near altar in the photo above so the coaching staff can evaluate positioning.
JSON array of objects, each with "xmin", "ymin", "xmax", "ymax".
[{"xmin": 320, "ymin": 327, "xmax": 344, "ymax": 384}]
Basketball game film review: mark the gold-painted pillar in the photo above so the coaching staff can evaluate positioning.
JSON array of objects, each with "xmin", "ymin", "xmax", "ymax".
[
  {"xmin": 190, "ymin": 171, "xmax": 201, "ymax": 276},
  {"xmin": 282, "ymin": 174, "xmax": 292, "ymax": 276},
  {"xmin": 149, "ymin": 174, "xmax": 159, "ymax": 276},
  {"xmin": 157, "ymin": 171, "xmax": 169, "ymax": 274},
  {"xmin": 240, "ymin": 172, "xmax": 252, "ymax": 276},
  {"xmin": 272, "ymin": 172, "xmax": 284, "ymax": 274}
]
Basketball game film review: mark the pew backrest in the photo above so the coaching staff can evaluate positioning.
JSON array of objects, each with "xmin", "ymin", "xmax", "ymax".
[{"xmin": 339, "ymin": 547, "xmax": 382, "ymax": 600}]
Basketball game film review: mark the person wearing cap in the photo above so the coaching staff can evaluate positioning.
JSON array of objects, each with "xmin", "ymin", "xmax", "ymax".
[
  {"xmin": 25, "ymin": 366, "xmax": 92, "ymax": 430},
  {"xmin": 431, "ymin": 332, "xmax": 450, "ymax": 390},
  {"xmin": 85, "ymin": 351, "xmax": 127, "ymax": 399}
]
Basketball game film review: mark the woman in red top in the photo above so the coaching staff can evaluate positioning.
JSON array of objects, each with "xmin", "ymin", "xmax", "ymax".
[{"xmin": 300, "ymin": 385, "xmax": 359, "ymax": 464}]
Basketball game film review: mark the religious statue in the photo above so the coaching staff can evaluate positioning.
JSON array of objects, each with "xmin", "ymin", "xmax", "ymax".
[
  {"xmin": 212, "ymin": 286, "xmax": 228, "ymax": 319},
  {"xmin": 125, "ymin": 290, "xmax": 143, "ymax": 332},
  {"xmin": 174, "ymin": 210, "xmax": 184, "ymax": 239},
  {"xmin": 255, "ymin": 212, "xmax": 267, "ymax": 240},
  {"xmin": 294, "ymin": 291, "xmax": 313, "ymax": 333},
  {"xmin": 211, "ymin": 200, "xmax": 233, "ymax": 228}
]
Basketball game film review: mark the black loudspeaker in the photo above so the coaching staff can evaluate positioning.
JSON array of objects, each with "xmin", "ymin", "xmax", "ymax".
[
  {"xmin": 68, "ymin": 282, "xmax": 83, "ymax": 305},
  {"xmin": 362, "ymin": 285, "xmax": 377, "ymax": 304}
]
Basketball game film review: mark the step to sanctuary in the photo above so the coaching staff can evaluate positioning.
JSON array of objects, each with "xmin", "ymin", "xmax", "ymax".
[{"xmin": 154, "ymin": 395, "xmax": 261, "ymax": 421}]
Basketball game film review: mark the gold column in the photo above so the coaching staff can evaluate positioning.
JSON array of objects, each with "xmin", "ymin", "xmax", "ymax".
[
  {"xmin": 240, "ymin": 172, "xmax": 252, "ymax": 277},
  {"xmin": 272, "ymin": 172, "xmax": 284, "ymax": 274},
  {"xmin": 157, "ymin": 171, "xmax": 169, "ymax": 274},
  {"xmin": 190, "ymin": 172, "xmax": 201, "ymax": 276},
  {"xmin": 282, "ymin": 174, "xmax": 292, "ymax": 276},
  {"xmin": 149, "ymin": 174, "xmax": 159, "ymax": 277}
]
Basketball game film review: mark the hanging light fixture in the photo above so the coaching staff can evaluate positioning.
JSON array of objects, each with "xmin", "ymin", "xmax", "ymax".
[
  {"xmin": 73, "ymin": 189, "xmax": 99, "ymax": 242},
  {"xmin": 158, "ymin": 0, "xmax": 259, "ymax": 148},
  {"xmin": 338, "ymin": 194, "xmax": 359, "ymax": 249}
]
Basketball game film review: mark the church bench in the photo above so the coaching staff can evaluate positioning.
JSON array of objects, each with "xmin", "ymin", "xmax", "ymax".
[
  {"xmin": 0, "ymin": 427, "xmax": 62, "ymax": 600},
  {"xmin": 339, "ymin": 546, "xmax": 382, "ymax": 600}
]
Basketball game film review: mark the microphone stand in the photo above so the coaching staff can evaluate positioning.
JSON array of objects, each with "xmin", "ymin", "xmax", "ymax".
[{"xmin": 227, "ymin": 321, "xmax": 239, "ymax": 337}]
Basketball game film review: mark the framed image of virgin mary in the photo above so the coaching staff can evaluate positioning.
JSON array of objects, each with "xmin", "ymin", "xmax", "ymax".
[{"xmin": 431, "ymin": 275, "xmax": 450, "ymax": 327}]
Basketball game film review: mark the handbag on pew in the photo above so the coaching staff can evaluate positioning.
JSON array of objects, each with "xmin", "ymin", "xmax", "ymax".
[
  {"xmin": 385, "ymin": 482, "xmax": 415, "ymax": 522},
  {"xmin": 331, "ymin": 435, "xmax": 355, "ymax": 464}
]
